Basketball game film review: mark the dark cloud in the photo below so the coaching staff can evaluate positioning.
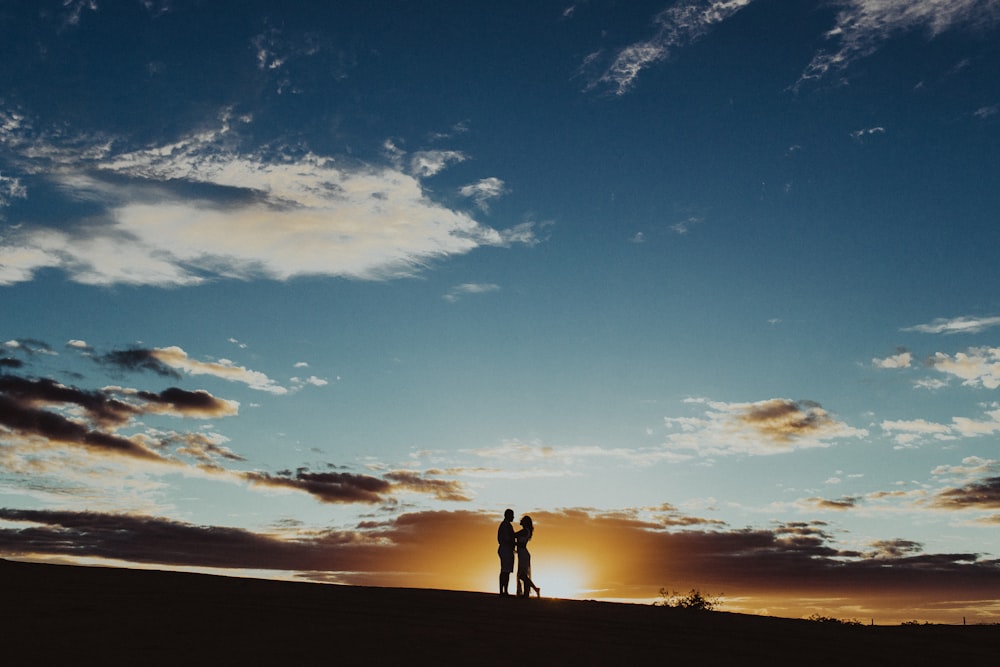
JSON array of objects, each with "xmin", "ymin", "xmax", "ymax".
[
  {"xmin": 0, "ymin": 371, "xmax": 237, "ymax": 463},
  {"xmin": 931, "ymin": 476, "xmax": 1000, "ymax": 510},
  {"xmin": 806, "ymin": 496, "xmax": 861, "ymax": 510},
  {"xmin": 0, "ymin": 508, "xmax": 492, "ymax": 589},
  {"xmin": 96, "ymin": 348, "xmax": 182, "ymax": 378},
  {"xmin": 867, "ymin": 539, "xmax": 923, "ymax": 559},
  {"xmin": 0, "ymin": 393, "xmax": 164, "ymax": 461},
  {"xmin": 131, "ymin": 386, "xmax": 238, "ymax": 418},
  {"xmin": 243, "ymin": 468, "xmax": 470, "ymax": 504},
  {"xmin": 0, "ymin": 357, "xmax": 24, "ymax": 369},
  {"xmin": 245, "ymin": 470, "xmax": 391, "ymax": 504},
  {"xmin": 0, "ymin": 374, "xmax": 140, "ymax": 427},
  {"xmin": 384, "ymin": 470, "xmax": 472, "ymax": 502},
  {"xmin": 0, "ymin": 508, "xmax": 339, "ymax": 571}
]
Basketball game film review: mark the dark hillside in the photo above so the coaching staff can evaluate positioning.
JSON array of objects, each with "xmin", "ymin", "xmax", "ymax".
[{"xmin": 3, "ymin": 559, "xmax": 996, "ymax": 665}]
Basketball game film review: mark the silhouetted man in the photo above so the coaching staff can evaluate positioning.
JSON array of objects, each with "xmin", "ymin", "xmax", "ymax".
[{"xmin": 497, "ymin": 508, "xmax": 515, "ymax": 595}]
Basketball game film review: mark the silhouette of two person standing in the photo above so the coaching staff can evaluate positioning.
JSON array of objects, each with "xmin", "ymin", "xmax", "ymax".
[{"xmin": 497, "ymin": 508, "xmax": 540, "ymax": 597}]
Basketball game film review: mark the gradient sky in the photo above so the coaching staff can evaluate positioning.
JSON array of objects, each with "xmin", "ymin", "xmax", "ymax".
[{"xmin": 2, "ymin": 0, "xmax": 1000, "ymax": 624}]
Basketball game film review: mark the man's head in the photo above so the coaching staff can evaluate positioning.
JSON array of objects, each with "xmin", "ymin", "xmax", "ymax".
[{"xmin": 504, "ymin": 508, "xmax": 514, "ymax": 521}]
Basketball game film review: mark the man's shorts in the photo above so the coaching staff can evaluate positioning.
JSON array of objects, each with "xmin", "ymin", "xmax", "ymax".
[{"xmin": 498, "ymin": 547, "xmax": 514, "ymax": 573}]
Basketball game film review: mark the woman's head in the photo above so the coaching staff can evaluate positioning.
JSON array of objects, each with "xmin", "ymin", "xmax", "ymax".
[{"xmin": 520, "ymin": 515, "xmax": 533, "ymax": 533}]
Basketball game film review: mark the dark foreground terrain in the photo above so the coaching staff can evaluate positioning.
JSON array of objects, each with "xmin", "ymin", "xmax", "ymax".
[{"xmin": 3, "ymin": 559, "xmax": 997, "ymax": 665}]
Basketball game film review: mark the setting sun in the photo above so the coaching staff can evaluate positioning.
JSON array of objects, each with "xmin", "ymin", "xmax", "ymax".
[{"xmin": 531, "ymin": 563, "xmax": 590, "ymax": 599}]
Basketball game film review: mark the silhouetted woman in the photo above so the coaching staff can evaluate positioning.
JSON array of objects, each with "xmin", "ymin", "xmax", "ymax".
[{"xmin": 514, "ymin": 515, "xmax": 541, "ymax": 598}]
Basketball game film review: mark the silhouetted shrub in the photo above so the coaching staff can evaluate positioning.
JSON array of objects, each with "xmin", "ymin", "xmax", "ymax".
[
  {"xmin": 656, "ymin": 588, "xmax": 721, "ymax": 611},
  {"xmin": 806, "ymin": 614, "xmax": 863, "ymax": 626}
]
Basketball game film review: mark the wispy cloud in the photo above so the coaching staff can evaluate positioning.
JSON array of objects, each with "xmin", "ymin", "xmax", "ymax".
[
  {"xmin": 670, "ymin": 216, "xmax": 704, "ymax": 235},
  {"xmin": 974, "ymin": 104, "xmax": 999, "ymax": 119},
  {"xmin": 583, "ymin": 0, "xmax": 754, "ymax": 95},
  {"xmin": 443, "ymin": 283, "xmax": 500, "ymax": 303},
  {"xmin": 458, "ymin": 177, "xmax": 508, "ymax": 212},
  {"xmin": 0, "ymin": 113, "xmax": 536, "ymax": 287},
  {"xmin": 881, "ymin": 418, "xmax": 953, "ymax": 448},
  {"xmin": 468, "ymin": 438, "xmax": 688, "ymax": 472},
  {"xmin": 664, "ymin": 397, "xmax": 867, "ymax": 457},
  {"xmin": 0, "ymin": 172, "xmax": 26, "ymax": 208},
  {"xmin": 904, "ymin": 315, "xmax": 1000, "ymax": 335},
  {"xmin": 850, "ymin": 126, "xmax": 886, "ymax": 141},
  {"xmin": 97, "ymin": 346, "xmax": 287, "ymax": 393},
  {"xmin": 932, "ymin": 456, "xmax": 999, "ymax": 479},
  {"xmin": 799, "ymin": 0, "xmax": 1000, "ymax": 85},
  {"xmin": 149, "ymin": 346, "xmax": 288, "ymax": 394},
  {"xmin": 881, "ymin": 406, "xmax": 1000, "ymax": 447},
  {"xmin": 408, "ymin": 150, "xmax": 467, "ymax": 178}
]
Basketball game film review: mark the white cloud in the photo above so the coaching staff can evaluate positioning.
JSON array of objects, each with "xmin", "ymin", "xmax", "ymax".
[
  {"xmin": 0, "ymin": 116, "xmax": 534, "ymax": 287},
  {"xmin": 458, "ymin": 177, "xmax": 508, "ymax": 212},
  {"xmin": 872, "ymin": 351, "xmax": 912, "ymax": 368},
  {"xmin": 904, "ymin": 315, "xmax": 1000, "ymax": 335},
  {"xmin": 850, "ymin": 126, "xmax": 885, "ymax": 140},
  {"xmin": 151, "ymin": 346, "xmax": 288, "ymax": 394},
  {"xmin": 0, "ymin": 172, "xmax": 26, "ymax": 207},
  {"xmin": 932, "ymin": 456, "xmax": 999, "ymax": 478},
  {"xmin": 468, "ymin": 438, "xmax": 685, "ymax": 470},
  {"xmin": 881, "ymin": 406, "xmax": 1000, "ymax": 445},
  {"xmin": 586, "ymin": 0, "xmax": 753, "ymax": 95},
  {"xmin": 671, "ymin": 216, "xmax": 704, "ymax": 235},
  {"xmin": 408, "ymin": 150, "xmax": 466, "ymax": 177},
  {"xmin": 800, "ymin": 0, "xmax": 1000, "ymax": 84},
  {"xmin": 951, "ymin": 407, "xmax": 1000, "ymax": 437},
  {"xmin": 929, "ymin": 347, "xmax": 1000, "ymax": 389},
  {"xmin": 881, "ymin": 418, "xmax": 951, "ymax": 434},
  {"xmin": 663, "ymin": 397, "xmax": 868, "ymax": 457},
  {"xmin": 881, "ymin": 418, "xmax": 952, "ymax": 446}
]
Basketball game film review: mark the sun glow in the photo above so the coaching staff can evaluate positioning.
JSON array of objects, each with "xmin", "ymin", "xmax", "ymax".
[{"xmin": 531, "ymin": 563, "xmax": 589, "ymax": 599}]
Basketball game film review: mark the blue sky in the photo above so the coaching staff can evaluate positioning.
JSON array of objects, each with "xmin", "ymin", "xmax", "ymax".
[{"xmin": 2, "ymin": 0, "xmax": 1000, "ymax": 622}]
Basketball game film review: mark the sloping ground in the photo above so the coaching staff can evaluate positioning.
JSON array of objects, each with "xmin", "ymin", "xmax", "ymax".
[{"xmin": 3, "ymin": 559, "xmax": 996, "ymax": 665}]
